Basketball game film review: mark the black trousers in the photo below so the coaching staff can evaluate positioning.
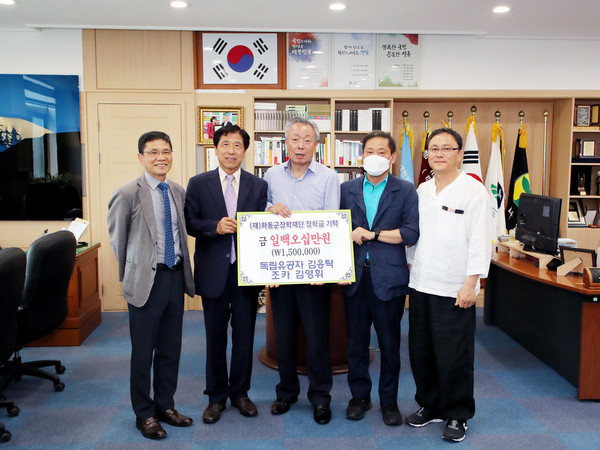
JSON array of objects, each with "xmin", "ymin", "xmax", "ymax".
[
  {"xmin": 201, "ymin": 263, "xmax": 258, "ymax": 404},
  {"xmin": 344, "ymin": 265, "xmax": 405, "ymax": 404},
  {"xmin": 128, "ymin": 267, "xmax": 185, "ymax": 420},
  {"xmin": 270, "ymin": 284, "xmax": 332, "ymax": 405},
  {"xmin": 408, "ymin": 288, "xmax": 476, "ymax": 420}
]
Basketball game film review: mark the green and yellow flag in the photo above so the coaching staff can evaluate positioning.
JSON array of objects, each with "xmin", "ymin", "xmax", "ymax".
[{"xmin": 505, "ymin": 124, "xmax": 531, "ymax": 230}]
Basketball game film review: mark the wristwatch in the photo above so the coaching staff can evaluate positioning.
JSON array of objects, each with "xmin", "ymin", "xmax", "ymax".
[{"xmin": 373, "ymin": 228, "xmax": 381, "ymax": 241}]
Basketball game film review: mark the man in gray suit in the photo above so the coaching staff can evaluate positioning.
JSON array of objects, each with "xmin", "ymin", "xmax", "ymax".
[{"xmin": 108, "ymin": 131, "xmax": 195, "ymax": 440}]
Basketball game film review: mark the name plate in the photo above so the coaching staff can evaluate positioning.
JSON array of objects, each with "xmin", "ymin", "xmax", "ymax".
[{"xmin": 237, "ymin": 210, "xmax": 355, "ymax": 286}]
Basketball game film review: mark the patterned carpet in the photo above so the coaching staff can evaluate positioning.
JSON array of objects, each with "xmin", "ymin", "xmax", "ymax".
[{"xmin": 1, "ymin": 309, "xmax": 599, "ymax": 449}]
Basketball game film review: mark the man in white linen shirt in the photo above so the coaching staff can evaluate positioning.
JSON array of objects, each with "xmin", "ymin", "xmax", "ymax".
[{"xmin": 406, "ymin": 127, "xmax": 491, "ymax": 443}]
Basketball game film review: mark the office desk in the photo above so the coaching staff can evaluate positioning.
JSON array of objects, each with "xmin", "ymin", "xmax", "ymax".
[
  {"xmin": 27, "ymin": 243, "xmax": 101, "ymax": 347},
  {"xmin": 484, "ymin": 250, "xmax": 600, "ymax": 399}
]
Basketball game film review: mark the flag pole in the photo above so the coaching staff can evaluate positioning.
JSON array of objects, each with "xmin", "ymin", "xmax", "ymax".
[
  {"xmin": 447, "ymin": 111, "xmax": 453, "ymax": 129},
  {"xmin": 495, "ymin": 111, "xmax": 504, "ymax": 173},
  {"xmin": 423, "ymin": 110, "xmax": 429, "ymax": 130},
  {"xmin": 519, "ymin": 110, "xmax": 525, "ymax": 127},
  {"xmin": 543, "ymin": 110, "xmax": 549, "ymax": 196}
]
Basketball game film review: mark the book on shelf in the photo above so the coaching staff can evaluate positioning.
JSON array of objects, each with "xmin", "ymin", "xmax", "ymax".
[
  {"xmin": 254, "ymin": 134, "xmax": 330, "ymax": 167},
  {"xmin": 335, "ymin": 139, "xmax": 363, "ymax": 166},
  {"xmin": 307, "ymin": 102, "xmax": 331, "ymax": 132},
  {"xmin": 254, "ymin": 102, "xmax": 277, "ymax": 110},
  {"xmin": 254, "ymin": 137, "xmax": 286, "ymax": 165},
  {"xmin": 334, "ymin": 109, "xmax": 342, "ymax": 131},
  {"xmin": 336, "ymin": 170, "xmax": 364, "ymax": 184},
  {"xmin": 333, "ymin": 107, "xmax": 391, "ymax": 132},
  {"xmin": 254, "ymin": 108, "xmax": 307, "ymax": 131}
]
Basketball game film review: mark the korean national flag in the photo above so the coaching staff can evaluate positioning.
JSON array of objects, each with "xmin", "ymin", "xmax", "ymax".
[{"xmin": 202, "ymin": 33, "xmax": 278, "ymax": 84}]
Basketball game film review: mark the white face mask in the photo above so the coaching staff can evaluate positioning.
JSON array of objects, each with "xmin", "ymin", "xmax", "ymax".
[{"xmin": 362, "ymin": 154, "xmax": 391, "ymax": 177}]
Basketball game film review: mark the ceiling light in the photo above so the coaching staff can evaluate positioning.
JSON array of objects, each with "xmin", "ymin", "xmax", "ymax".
[
  {"xmin": 493, "ymin": 5, "xmax": 510, "ymax": 14},
  {"xmin": 170, "ymin": 1, "xmax": 188, "ymax": 8},
  {"xmin": 0, "ymin": 0, "xmax": 16, "ymax": 5},
  {"xmin": 329, "ymin": 3, "xmax": 346, "ymax": 11}
]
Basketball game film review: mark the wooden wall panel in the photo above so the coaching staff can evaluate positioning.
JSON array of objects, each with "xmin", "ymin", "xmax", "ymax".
[{"xmin": 94, "ymin": 30, "xmax": 184, "ymax": 90}]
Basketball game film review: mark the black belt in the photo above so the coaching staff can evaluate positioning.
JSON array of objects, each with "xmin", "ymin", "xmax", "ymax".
[{"xmin": 156, "ymin": 262, "xmax": 183, "ymax": 271}]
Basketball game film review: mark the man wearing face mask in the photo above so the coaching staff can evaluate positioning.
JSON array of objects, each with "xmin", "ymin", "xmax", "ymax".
[{"xmin": 339, "ymin": 131, "xmax": 419, "ymax": 426}]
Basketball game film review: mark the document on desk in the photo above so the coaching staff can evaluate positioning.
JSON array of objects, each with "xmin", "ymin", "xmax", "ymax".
[
  {"xmin": 66, "ymin": 218, "xmax": 88, "ymax": 241},
  {"xmin": 237, "ymin": 210, "xmax": 355, "ymax": 286}
]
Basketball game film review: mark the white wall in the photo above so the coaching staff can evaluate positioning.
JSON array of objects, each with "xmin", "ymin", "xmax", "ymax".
[
  {"xmin": 2, "ymin": 29, "xmax": 83, "ymax": 88},
  {"xmin": 2, "ymin": 29, "xmax": 599, "ymax": 92},
  {"xmin": 421, "ymin": 35, "xmax": 600, "ymax": 90}
]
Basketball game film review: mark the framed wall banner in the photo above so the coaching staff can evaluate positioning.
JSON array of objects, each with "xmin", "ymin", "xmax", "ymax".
[
  {"xmin": 332, "ymin": 33, "xmax": 376, "ymax": 89},
  {"xmin": 237, "ymin": 210, "xmax": 355, "ymax": 285},
  {"xmin": 287, "ymin": 32, "xmax": 330, "ymax": 89},
  {"xmin": 204, "ymin": 146, "xmax": 218, "ymax": 171},
  {"xmin": 197, "ymin": 106, "xmax": 244, "ymax": 145},
  {"xmin": 196, "ymin": 32, "xmax": 286, "ymax": 89},
  {"xmin": 377, "ymin": 34, "xmax": 420, "ymax": 88}
]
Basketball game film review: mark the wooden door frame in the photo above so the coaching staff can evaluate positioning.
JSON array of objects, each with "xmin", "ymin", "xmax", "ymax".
[{"xmin": 85, "ymin": 92, "xmax": 199, "ymax": 310}]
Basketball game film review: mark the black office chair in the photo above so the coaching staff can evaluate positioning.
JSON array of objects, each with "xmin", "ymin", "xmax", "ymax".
[
  {"xmin": 2, "ymin": 231, "xmax": 76, "ymax": 393},
  {"xmin": 0, "ymin": 248, "xmax": 27, "ymax": 419}
]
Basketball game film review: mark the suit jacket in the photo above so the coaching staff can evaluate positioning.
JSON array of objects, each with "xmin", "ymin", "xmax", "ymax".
[
  {"xmin": 340, "ymin": 174, "xmax": 419, "ymax": 301},
  {"xmin": 107, "ymin": 173, "xmax": 194, "ymax": 307},
  {"xmin": 185, "ymin": 168, "xmax": 268, "ymax": 298}
]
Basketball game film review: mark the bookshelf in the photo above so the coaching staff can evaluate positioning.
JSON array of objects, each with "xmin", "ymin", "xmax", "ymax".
[
  {"xmin": 252, "ymin": 97, "xmax": 393, "ymax": 182},
  {"xmin": 550, "ymin": 98, "xmax": 600, "ymax": 249}
]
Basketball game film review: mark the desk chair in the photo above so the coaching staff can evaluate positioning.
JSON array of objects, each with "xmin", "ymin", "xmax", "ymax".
[
  {"xmin": 0, "ymin": 248, "xmax": 27, "ymax": 419},
  {"xmin": 2, "ymin": 231, "xmax": 76, "ymax": 392}
]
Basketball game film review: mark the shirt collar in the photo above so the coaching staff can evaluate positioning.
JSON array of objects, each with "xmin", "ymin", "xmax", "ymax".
[
  {"xmin": 363, "ymin": 174, "xmax": 389, "ymax": 190},
  {"xmin": 145, "ymin": 171, "xmax": 166, "ymax": 190},
  {"xmin": 284, "ymin": 158, "xmax": 317, "ymax": 177},
  {"xmin": 218, "ymin": 166, "xmax": 241, "ymax": 183}
]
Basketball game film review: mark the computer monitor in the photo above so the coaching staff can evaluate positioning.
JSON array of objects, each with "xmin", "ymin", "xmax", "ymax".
[{"xmin": 515, "ymin": 193, "xmax": 562, "ymax": 255}]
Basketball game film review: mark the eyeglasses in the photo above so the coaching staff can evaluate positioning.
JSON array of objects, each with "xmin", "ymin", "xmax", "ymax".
[
  {"xmin": 428, "ymin": 147, "xmax": 459, "ymax": 154},
  {"xmin": 144, "ymin": 150, "xmax": 173, "ymax": 157}
]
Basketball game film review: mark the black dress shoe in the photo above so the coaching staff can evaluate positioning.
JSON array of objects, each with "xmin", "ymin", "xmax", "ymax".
[
  {"xmin": 346, "ymin": 398, "xmax": 372, "ymax": 420},
  {"xmin": 231, "ymin": 396, "xmax": 258, "ymax": 417},
  {"xmin": 271, "ymin": 398, "xmax": 296, "ymax": 415},
  {"xmin": 202, "ymin": 403, "xmax": 226, "ymax": 424},
  {"xmin": 156, "ymin": 408, "xmax": 193, "ymax": 427},
  {"xmin": 381, "ymin": 403, "xmax": 403, "ymax": 426},
  {"xmin": 136, "ymin": 416, "xmax": 167, "ymax": 439},
  {"xmin": 313, "ymin": 404, "xmax": 332, "ymax": 424}
]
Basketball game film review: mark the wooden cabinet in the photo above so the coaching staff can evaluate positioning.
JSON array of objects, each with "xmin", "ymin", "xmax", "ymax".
[{"xmin": 27, "ymin": 244, "xmax": 102, "ymax": 347}]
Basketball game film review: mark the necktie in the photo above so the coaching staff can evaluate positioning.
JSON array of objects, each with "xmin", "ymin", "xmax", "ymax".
[
  {"xmin": 224, "ymin": 174, "xmax": 237, "ymax": 264},
  {"xmin": 158, "ymin": 182, "xmax": 176, "ymax": 268}
]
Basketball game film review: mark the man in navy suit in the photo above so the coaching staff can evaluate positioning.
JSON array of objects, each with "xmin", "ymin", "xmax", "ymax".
[
  {"xmin": 340, "ymin": 131, "xmax": 419, "ymax": 426},
  {"xmin": 185, "ymin": 125, "xmax": 268, "ymax": 424}
]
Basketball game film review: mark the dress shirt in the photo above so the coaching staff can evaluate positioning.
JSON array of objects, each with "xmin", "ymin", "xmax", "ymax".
[
  {"xmin": 363, "ymin": 175, "xmax": 388, "ymax": 229},
  {"xmin": 218, "ymin": 167, "xmax": 241, "ymax": 197},
  {"xmin": 264, "ymin": 159, "xmax": 340, "ymax": 211},
  {"xmin": 144, "ymin": 172, "xmax": 183, "ymax": 264},
  {"xmin": 408, "ymin": 171, "xmax": 491, "ymax": 298}
]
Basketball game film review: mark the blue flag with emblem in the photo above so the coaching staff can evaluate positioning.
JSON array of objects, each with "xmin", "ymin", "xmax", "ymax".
[{"xmin": 399, "ymin": 126, "xmax": 414, "ymax": 184}]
